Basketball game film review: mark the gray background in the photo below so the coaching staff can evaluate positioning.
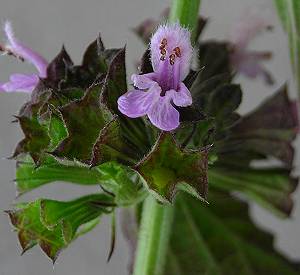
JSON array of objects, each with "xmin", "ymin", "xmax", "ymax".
[{"xmin": 0, "ymin": 0, "xmax": 299, "ymax": 274}]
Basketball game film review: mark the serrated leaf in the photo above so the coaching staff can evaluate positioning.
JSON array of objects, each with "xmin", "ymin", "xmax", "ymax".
[
  {"xmin": 12, "ymin": 111, "xmax": 50, "ymax": 165},
  {"xmin": 51, "ymin": 84, "xmax": 115, "ymax": 164},
  {"xmin": 63, "ymin": 37, "xmax": 120, "ymax": 89},
  {"xmin": 135, "ymin": 133, "xmax": 209, "ymax": 202},
  {"xmin": 6, "ymin": 194, "xmax": 114, "ymax": 262},
  {"xmin": 165, "ymin": 192, "xmax": 300, "ymax": 275},
  {"xmin": 45, "ymin": 46, "xmax": 73, "ymax": 88},
  {"xmin": 44, "ymin": 36, "xmax": 120, "ymax": 90}
]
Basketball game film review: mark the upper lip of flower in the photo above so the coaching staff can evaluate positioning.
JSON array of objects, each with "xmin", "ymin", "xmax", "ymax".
[
  {"xmin": 117, "ymin": 23, "xmax": 193, "ymax": 131},
  {"xmin": 0, "ymin": 21, "xmax": 48, "ymax": 93}
]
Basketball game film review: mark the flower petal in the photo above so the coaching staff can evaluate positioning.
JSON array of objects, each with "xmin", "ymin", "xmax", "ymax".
[
  {"xmin": 118, "ymin": 85, "xmax": 160, "ymax": 118},
  {"xmin": 0, "ymin": 73, "xmax": 39, "ymax": 93},
  {"xmin": 150, "ymin": 23, "xmax": 193, "ymax": 80},
  {"xmin": 4, "ymin": 22, "xmax": 48, "ymax": 77},
  {"xmin": 170, "ymin": 82, "xmax": 192, "ymax": 107},
  {"xmin": 147, "ymin": 96, "xmax": 180, "ymax": 131},
  {"xmin": 131, "ymin": 73, "xmax": 156, "ymax": 89}
]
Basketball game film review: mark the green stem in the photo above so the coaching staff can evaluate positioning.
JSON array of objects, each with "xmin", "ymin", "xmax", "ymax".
[
  {"xmin": 169, "ymin": 0, "xmax": 201, "ymax": 40},
  {"xmin": 133, "ymin": 196, "xmax": 174, "ymax": 275},
  {"xmin": 274, "ymin": 0, "xmax": 300, "ymax": 99}
]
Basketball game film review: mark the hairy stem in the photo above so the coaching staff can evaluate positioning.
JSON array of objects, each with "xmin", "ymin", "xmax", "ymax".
[{"xmin": 133, "ymin": 196, "xmax": 174, "ymax": 275}]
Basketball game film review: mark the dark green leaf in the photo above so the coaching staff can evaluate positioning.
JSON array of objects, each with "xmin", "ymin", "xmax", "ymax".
[
  {"xmin": 101, "ymin": 47, "xmax": 127, "ymax": 113},
  {"xmin": 45, "ymin": 46, "xmax": 73, "ymax": 88},
  {"xmin": 175, "ymin": 118, "xmax": 215, "ymax": 150},
  {"xmin": 166, "ymin": 192, "xmax": 300, "ymax": 275},
  {"xmin": 218, "ymin": 86, "xmax": 298, "ymax": 167},
  {"xmin": 51, "ymin": 84, "xmax": 114, "ymax": 164},
  {"xmin": 135, "ymin": 133, "xmax": 209, "ymax": 202},
  {"xmin": 208, "ymin": 84, "xmax": 242, "ymax": 120},
  {"xmin": 90, "ymin": 118, "xmax": 134, "ymax": 166},
  {"xmin": 198, "ymin": 41, "xmax": 232, "ymax": 82}
]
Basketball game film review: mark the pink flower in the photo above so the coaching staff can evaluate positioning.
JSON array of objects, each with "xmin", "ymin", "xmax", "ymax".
[
  {"xmin": 229, "ymin": 12, "xmax": 274, "ymax": 84},
  {"xmin": 117, "ymin": 24, "xmax": 193, "ymax": 131},
  {"xmin": 0, "ymin": 22, "xmax": 48, "ymax": 93}
]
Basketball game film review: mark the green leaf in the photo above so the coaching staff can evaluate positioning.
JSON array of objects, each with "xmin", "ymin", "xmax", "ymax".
[
  {"xmin": 15, "ymin": 156, "xmax": 101, "ymax": 195},
  {"xmin": 16, "ymin": 156, "xmax": 147, "ymax": 206},
  {"xmin": 209, "ymin": 167, "xmax": 297, "ymax": 217},
  {"xmin": 47, "ymin": 111, "xmax": 68, "ymax": 151},
  {"xmin": 165, "ymin": 192, "xmax": 300, "ymax": 275},
  {"xmin": 211, "ymin": 86, "xmax": 299, "ymax": 217},
  {"xmin": 135, "ymin": 133, "xmax": 209, "ymax": 202},
  {"xmin": 94, "ymin": 162, "xmax": 148, "ymax": 206},
  {"xmin": 13, "ymin": 36, "xmax": 126, "ymax": 167},
  {"xmin": 6, "ymin": 194, "xmax": 114, "ymax": 262}
]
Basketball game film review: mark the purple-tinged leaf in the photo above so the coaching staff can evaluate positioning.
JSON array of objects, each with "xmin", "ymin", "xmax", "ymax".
[{"xmin": 135, "ymin": 133, "xmax": 209, "ymax": 202}]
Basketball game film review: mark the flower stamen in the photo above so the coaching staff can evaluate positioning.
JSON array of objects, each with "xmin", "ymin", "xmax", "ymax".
[
  {"xmin": 174, "ymin": 47, "xmax": 181, "ymax": 58},
  {"xmin": 169, "ymin": 53, "xmax": 176, "ymax": 65},
  {"xmin": 159, "ymin": 38, "xmax": 167, "ymax": 61}
]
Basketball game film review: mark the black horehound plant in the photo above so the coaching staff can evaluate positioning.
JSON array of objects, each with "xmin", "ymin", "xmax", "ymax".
[{"xmin": 0, "ymin": 0, "xmax": 300, "ymax": 274}]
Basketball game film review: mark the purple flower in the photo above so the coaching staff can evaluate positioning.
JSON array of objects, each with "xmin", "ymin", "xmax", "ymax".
[
  {"xmin": 118, "ymin": 24, "xmax": 193, "ymax": 131},
  {"xmin": 229, "ymin": 12, "xmax": 274, "ymax": 84},
  {"xmin": 0, "ymin": 22, "xmax": 48, "ymax": 93}
]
